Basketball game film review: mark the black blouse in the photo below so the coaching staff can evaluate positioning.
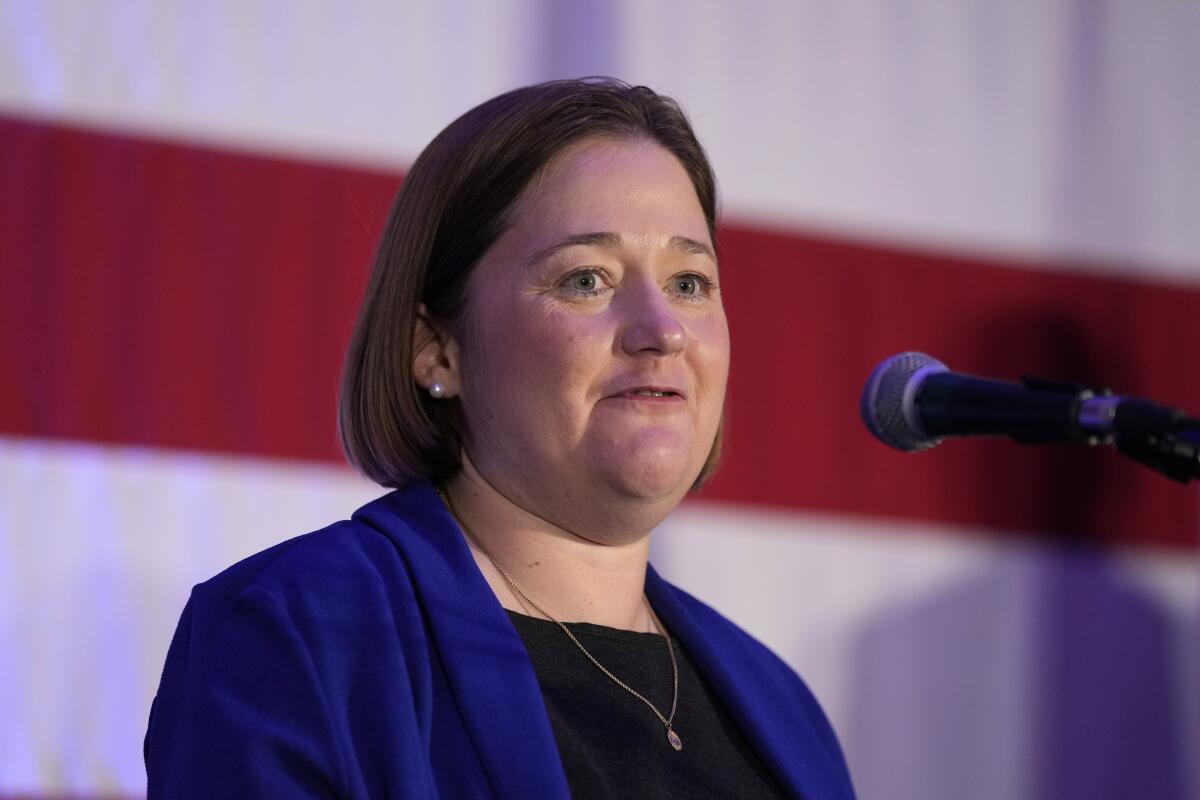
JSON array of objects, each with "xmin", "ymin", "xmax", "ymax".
[{"xmin": 506, "ymin": 610, "xmax": 790, "ymax": 799}]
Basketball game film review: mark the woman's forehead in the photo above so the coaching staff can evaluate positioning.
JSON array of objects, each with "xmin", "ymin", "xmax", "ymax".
[{"xmin": 506, "ymin": 138, "xmax": 710, "ymax": 248}]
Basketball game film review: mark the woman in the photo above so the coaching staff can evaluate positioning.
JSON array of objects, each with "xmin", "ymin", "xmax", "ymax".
[{"xmin": 145, "ymin": 78, "xmax": 855, "ymax": 799}]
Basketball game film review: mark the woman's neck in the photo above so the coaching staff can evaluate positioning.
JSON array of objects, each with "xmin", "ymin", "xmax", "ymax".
[{"xmin": 440, "ymin": 462, "xmax": 655, "ymax": 633}]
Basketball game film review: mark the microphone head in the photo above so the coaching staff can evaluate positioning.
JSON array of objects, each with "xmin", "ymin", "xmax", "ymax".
[{"xmin": 860, "ymin": 351, "xmax": 948, "ymax": 451}]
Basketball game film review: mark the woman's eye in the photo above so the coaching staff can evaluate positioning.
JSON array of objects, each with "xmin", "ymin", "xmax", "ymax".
[
  {"xmin": 560, "ymin": 269, "xmax": 608, "ymax": 297},
  {"xmin": 670, "ymin": 273, "xmax": 715, "ymax": 299},
  {"xmin": 675, "ymin": 276, "xmax": 699, "ymax": 295},
  {"xmin": 570, "ymin": 272, "xmax": 599, "ymax": 292}
]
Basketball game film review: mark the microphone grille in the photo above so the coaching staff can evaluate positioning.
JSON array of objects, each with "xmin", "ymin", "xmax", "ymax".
[{"xmin": 860, "ymin": 351, "xmax": 947, "ymax": 452}]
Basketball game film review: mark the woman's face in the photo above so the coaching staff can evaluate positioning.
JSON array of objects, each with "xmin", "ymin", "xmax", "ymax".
[{"xmin": 451, "ymin": 137, "xmax": 729, "ymax": 531}]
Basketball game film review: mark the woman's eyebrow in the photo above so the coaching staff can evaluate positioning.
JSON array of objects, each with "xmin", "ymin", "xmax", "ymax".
[
  {"xmin": 524, "ymin": 232, "xmax": 715, "ymax": 267},
  {"xmin": 524, "ymin": 232, "xmax": 621, "ymax": 268},
  {"xmin": 668, "ymin": 235, "xmax": 716, "ymax": 261}
]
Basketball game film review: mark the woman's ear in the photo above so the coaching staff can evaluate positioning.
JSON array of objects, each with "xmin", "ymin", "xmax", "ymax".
[{"xmin": 412, "ymin": 304, "xmax": 461, "ymax": 398}]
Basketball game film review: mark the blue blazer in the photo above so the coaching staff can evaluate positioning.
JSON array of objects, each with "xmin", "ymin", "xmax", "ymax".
[{"xmin": 145, "ymin": 481, "xmax": 855, "ymax": 799}]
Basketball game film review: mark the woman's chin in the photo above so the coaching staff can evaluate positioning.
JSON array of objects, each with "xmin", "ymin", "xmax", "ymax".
[{"xmin": 594, "ymin": 437, "xmax": 699, "ymax": 502}]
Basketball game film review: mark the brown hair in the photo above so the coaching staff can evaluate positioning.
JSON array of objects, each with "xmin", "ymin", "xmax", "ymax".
[{"xmin": 338, "ymin": 77, "xmax": 723, "ymax": 488}]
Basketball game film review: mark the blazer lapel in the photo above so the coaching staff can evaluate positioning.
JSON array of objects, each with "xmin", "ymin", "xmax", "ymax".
[
  {"xmin": 646, "ymin": 566, "xmax": 855, "ymax": 800},
  {"xmin": 356, "ymin": 483, "xmax": 571, "ymax": 800}
]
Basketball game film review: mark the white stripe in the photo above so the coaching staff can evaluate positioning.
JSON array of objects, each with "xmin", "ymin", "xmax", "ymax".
[
  {"xmin": 1, "ymin": 1, "xmax": 1198, "ymax": 279},
  {"xmin": 0, "ymin": 0, "xmax": 545, "ymax": 166},
  {"xmin": 3, "ymin": 436, "xmax": 1197, "ymax": 796}
]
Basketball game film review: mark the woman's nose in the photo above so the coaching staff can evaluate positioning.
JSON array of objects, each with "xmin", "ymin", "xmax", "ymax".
[{"xmin": 618, "ymin": 285, "xmax": 686, "ymax": 356}]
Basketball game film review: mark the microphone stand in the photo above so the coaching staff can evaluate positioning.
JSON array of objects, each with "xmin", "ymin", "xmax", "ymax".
[
  {"xmin": 1021, "ymin": 378, "xmax": 1200, "ymax": 484},
  {"xmin": 1104, "ymin": 396, "xmax": 1200, "ymax": 484}
]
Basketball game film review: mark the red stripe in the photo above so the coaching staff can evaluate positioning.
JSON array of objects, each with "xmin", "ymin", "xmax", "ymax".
[
  {"xmin": 705, "ymin": 225, "xmax": 1200, "ymax": 550},
  {"xmin": 1, "ymin": 115, "xmax": 394, "ymax": 462},
  {"xmin": 3, "ymin": 115, "xmax": 1197, "ymax": 549}
]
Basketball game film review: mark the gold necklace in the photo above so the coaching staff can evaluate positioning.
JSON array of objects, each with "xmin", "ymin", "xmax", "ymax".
[{"xmin": 438, "ymin": 488, "xmax": 683, "ymax": 751}]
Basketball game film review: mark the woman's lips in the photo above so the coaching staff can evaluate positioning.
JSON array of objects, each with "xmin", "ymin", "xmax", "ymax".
[
  {"xmin": 602, "ymin": 387, "xmax": 686, "ymax": 406},
  {"xmin": 619, "ymin": 389, "xmax": 682, "ymax": 400}
]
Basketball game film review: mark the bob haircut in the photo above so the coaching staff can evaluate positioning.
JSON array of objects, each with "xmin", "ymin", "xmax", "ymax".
[{"xmin": 339, "ymin": 77, "xmax": 724, "ymax": 489}]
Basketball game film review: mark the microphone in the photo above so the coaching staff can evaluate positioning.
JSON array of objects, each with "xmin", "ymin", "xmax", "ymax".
[{"xmin": 859, "ymin": 351, "xmax": 1200, "ymax": 483}]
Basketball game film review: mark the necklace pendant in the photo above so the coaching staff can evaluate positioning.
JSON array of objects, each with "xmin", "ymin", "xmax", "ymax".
[{"xmin": 667, "ymin": 728, "xmax": 682, "ymax": 751}]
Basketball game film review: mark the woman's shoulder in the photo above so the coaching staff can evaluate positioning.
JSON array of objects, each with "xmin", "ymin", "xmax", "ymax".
[
  {"xmin": 184, "ymin": 483, "xmax": 449, "ymax": 639},
  {"xmin": 196, "ymin": 481, "xmax": 446, "ymax": 598},
  {"xmin": 145, "ymin": 487, "xmax": 451, "ymax": 797},
  {"xmin": 198, "ymin": 518, "xmax": 394, "ymax": 599}
]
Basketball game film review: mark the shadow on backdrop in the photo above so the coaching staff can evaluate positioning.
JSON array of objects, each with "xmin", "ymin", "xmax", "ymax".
[{"xmin": 844, "ymin": 311, "xmax": 1187, "ymax": 799}]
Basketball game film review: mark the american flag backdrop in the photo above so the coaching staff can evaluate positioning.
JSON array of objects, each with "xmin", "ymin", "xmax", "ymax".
[{"xmin": 2, "ymin": 2, "xmax": 1199, "ymax": 798}]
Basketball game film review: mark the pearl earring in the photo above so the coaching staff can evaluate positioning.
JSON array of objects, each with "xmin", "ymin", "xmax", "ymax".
[{"xmin": 428, "ymin": 382, "xmax": 446, "ymax": 399}]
